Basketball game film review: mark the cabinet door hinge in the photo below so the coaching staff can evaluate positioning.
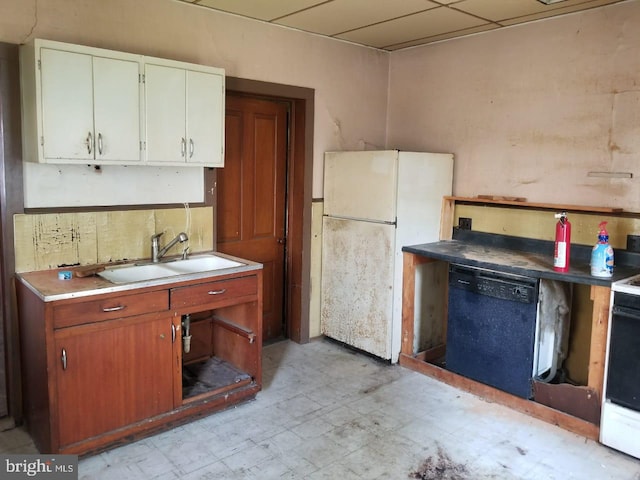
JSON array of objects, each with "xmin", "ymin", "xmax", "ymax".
[
  {"xmin": 139, "ymin": 73, "xmax": 145, "ymax": 84},
  {"xmin": 40, "ymin": 136, "xmax": 44, "ymax": 146},
  {"xmin": 140, "ymin": 141, "xmax": 146, "ymax": 151},
  {"xmin": 37, "ymin": 59, "xmax": 41, "ymax": 70}
]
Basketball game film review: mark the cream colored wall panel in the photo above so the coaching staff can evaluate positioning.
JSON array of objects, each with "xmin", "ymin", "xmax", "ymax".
[
  {"xmin": 275, "ymin": 0, "xmax": 439, "ymax": 36},
  {"xmin": 96, "ymin": 211, "xmax": 155, "ymax": 263},
  {"xmin": 14, "ymin": 208, "xmax": 214, "ymax": 272},
  {"xmin": 14, "ymin": 215, "xmax": 36, "ymax": 273},
  {"xmin": 309, "ymin": 201, "xmax": 324, "ymax": 339},
  {"xmin": 453, "ymin": 205, "xmax": 640, "ymax": 249},
  {"xmin": 14, "ymin": 213, "xmax": 97, "ymax": 272},
  {"xmin": 183, "ymin": 207, "xmax": 215, "ymax": 254}
]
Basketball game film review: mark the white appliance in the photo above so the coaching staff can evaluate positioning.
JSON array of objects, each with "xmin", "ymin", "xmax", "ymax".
[
  {"xmin": 600, "ymin": 274, "xmax": 640, "ymax": 459},
  {"xmin": 320, "ymin": 150, "xmax": 453, "ymax": 362}
]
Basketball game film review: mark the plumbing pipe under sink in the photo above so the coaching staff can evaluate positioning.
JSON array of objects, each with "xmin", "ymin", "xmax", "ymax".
[{"xmin": 182, "ymin": 314, "xmax": 192, "ymax": 354}]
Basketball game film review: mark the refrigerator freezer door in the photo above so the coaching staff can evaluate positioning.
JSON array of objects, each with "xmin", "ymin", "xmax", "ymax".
[
  {"xmin": 323, "ymin": 150, "xmax": 398, "ymax": 223},
  {"xmin": 321, "ymin": 216, "xmax": 395, "ymax": 359}
]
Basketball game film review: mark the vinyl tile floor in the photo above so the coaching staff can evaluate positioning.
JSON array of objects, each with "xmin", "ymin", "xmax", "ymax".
[{"xmin": 2, "ymin": 338, "xmax": 640, "ymax": 479}]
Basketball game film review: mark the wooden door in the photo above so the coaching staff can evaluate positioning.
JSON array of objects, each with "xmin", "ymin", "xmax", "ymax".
[
  {"xmin": 217, "ymin": 94, "xmax": 288, "ymax": 342},
  {"xmin": 54, "ymin": 315, "xmax": 174, "ymax": 447}
]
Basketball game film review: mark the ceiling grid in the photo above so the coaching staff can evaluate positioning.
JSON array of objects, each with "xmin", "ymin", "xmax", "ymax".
[{"xmin": 178, "ymin": 0, "xmax": 629, "ymax": 50}]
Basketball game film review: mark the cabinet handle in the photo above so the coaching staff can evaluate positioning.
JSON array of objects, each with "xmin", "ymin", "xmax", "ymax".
[
  {"xmin": 97, "ymin": 133, "xmax": 103, "ymax": 155},
  {"xmin": 207, "ymin": 289, "xmax": 226, "ymax": 295},
  {"xmin": 189, "ymin": 138, "xmax": 194, "ymax": 158},
  {"xmin": 171, "ymin": 324, "xmax": 176, "ymax": 343},
  {"xmin": 86, "ymin": 131, "xmax": 93, "ymax": 155},
  {"xmin": 102, "ymin": 305, "xmax": 126, "ymax": 312},
  {"xmin": 61, "ymin": 348, "xmax": 67, "ymax": 370},
  {"xmin": 181, "ymin": 138, "xmax": 186, "ymax": 157}
]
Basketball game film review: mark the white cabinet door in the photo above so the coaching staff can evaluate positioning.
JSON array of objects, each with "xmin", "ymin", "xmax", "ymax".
[
  {"xmin": 145, "ymin": 64, "xmax": 186, "ymax": 163},
  {"xmin": 93, "ymin": 56, "xmax": 141, "ymax": 162},
  {"xmin": 40, "ymin": 48, "xmax": 94, "ymax": 161},
  {"xmin": 39, "ymin": 48, "xmax": 141, "ymax": 163},
  {"xmin": 186, "ymin": 70, "xmax": 224, "ymax": 166}
]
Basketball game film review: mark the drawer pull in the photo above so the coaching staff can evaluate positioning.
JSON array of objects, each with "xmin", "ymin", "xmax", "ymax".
[
  {"xmin": 207, "ymin": 289, "xmax": 227, "ymax": 295},
  {"xmin": 102, "ymin": 305, "xmax": 126, "ymax": 312},
  {"xmin": 61, "ymin": 348, "xmax": 67, "ymax": 370}
]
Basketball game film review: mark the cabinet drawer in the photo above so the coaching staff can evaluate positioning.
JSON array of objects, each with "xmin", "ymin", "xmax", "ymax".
[
  {"xmin": 170, "ymin": 276, "xmax": 256, "ymax": 310},
  {"xmin": 53, "ymin": 290, "xmax": 169, "ymax": 329}
]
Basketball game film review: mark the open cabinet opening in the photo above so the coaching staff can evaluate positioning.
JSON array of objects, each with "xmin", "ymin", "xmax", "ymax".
[{"xmin": 180, "ymin": 306, "xmax": 260, "ymax": 403}]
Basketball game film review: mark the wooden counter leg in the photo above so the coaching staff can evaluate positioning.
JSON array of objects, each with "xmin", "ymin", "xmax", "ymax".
[
  {"xmin": 401, "ymin": 252, "xmax": 436, "ymax": 358},
  {"xmin": 588, "ymin": 285, "xmax": 611, "ymax": 400},
  {"xmin": 401, "ymin": 252, "xmax": 418, "ymax": 357}
]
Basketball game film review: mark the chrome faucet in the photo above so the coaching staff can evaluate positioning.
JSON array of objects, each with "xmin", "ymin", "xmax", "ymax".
[{"xmin": 151, "ymin": 232, "xmax": 189, "ymax": 263}]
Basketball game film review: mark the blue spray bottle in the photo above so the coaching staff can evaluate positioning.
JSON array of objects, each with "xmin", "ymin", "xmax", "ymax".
[{"xmin": 590, "ymin": 221, "xmax": 614, "ymax": 278}]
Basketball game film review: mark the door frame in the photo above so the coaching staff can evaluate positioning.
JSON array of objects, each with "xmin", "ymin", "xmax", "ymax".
[
  {"xmin": 0, "ymin": 42, "xmax": 25, "ymax": 423},
  {"xmin": 224, "ymin": 77, "xmax": 313, "ymax": 344}
]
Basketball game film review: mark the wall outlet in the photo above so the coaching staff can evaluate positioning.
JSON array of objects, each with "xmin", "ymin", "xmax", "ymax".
[
  {"xmin": 459, "ymin": 217, "xmax": 472, "ymax": 230},
  {"xmin": 627, "ymin": 235, "xmax": 640, "ymax": 252}
]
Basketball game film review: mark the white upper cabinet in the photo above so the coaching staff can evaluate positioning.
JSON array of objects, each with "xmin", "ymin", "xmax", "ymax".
[
  {"xmin": 20, "ymin": 39, "xmax": 225, "ymax": 167},
  {"xmin": 145, "ymin": 60, "xmax": 224, "ymax": 167},
  {"xmin": 92, "ymin": 56, "xmax": 142, "ymax": 162},
  {"xmin": 21, "ymin": 40, "xmax": 142, "ymax": 165}
]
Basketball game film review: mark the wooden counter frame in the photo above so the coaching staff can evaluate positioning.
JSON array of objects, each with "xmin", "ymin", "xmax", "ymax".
[{"xmin": 399, "ymin": 196, "xmax": 614, "ymax": 441}]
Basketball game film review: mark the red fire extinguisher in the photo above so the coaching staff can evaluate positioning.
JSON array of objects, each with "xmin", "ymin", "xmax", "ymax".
[{"xmin": 553, "ymin": 211, "xmax": 571, "ymax": 273}]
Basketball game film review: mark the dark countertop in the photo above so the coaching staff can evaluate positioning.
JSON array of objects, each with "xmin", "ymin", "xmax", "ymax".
[{"xmin": 402, "ymin": 230, "xmax": 640, "ymax": 287}]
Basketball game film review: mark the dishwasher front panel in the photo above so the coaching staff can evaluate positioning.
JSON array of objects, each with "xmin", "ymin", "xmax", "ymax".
[{"xmin": 445, "ymin": 265, "xmax": 539, "ymax": 399}]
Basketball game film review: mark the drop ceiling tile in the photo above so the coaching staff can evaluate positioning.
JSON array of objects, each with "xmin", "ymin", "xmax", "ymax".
[
  {"xmin": 336, "ymin": 6, "xmax": 488, "ymax": 48},
  {"xmin": 386, "ymin": 23, "xmax": 499, "ymax": 50},
  {"xmin": 274, "ymin": 0, "xmax": 439, "ymax": 36},
  {"xmin": 452, "ymin": 0, "xmax": 550, "ymax": 21},
  {"xmin": 499, "ymin": 0, "xmax": 627, "ymax": 26},
  {"xmin": 194, "ymin": 0, "xmax": 327, "ymax": 21}
]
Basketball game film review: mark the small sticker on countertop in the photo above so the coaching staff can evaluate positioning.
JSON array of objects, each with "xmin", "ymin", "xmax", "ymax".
[{"xmin": 58, "ymin": 271, "xmax": 72, "ymax": 280}]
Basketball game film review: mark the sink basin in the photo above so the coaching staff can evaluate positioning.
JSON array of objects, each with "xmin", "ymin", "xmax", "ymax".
[
  {"xmin": 97, "ymin": 263, "xmax": 181, "ymax": 284},
  {"xmin": 98, "ymin": 254, "xmax": 245, "ymax": 284},
  {"xmin": 166, "ymin": 255, "xmax": 243, "ymax": 273}
]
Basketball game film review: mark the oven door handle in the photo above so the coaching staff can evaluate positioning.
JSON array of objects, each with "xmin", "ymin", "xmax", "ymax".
[{"xmin": 612, "ymin": 305, "xmax": 640, "ymax": 319}]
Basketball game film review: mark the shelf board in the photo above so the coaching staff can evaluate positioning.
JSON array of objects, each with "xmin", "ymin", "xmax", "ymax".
[{"xmin": 446, "ymin": 196, "xmax": 623, "ymax": 213}]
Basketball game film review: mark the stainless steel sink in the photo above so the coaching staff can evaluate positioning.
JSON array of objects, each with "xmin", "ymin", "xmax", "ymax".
[{"xmin": 97, "ymin": 254, "xmax": 245, "ymax": 284}]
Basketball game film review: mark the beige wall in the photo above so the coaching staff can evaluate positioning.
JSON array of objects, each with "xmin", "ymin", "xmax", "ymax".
[
  {"xmin": 388, "ymin": 1, "xmax": 640, "ymax": 212},
  {"xmin": 3, "ymin": 0, "xmax": 639, "ymax": 339},
  {"xmin": 0, "ymin": 0, "xmax": 390, "ymax": 198}
]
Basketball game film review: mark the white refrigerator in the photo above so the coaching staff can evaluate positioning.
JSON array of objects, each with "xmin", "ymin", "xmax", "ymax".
[{"xmin": 321, "ymin": 150, "xmax": 453, "ymax": 362}]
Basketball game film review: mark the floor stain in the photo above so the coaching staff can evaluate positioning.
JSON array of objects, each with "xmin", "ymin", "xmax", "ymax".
[{"xmin": 409, "ymin": 446, "xmax": 469, "ymax": 480}]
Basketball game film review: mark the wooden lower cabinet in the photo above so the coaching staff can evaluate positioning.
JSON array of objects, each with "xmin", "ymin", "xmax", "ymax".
[
  {"xmin": 16, "ymin": 267, "xmax": 263, "ymax": 456},
  {"xmin": 54, "ymin": 315, "xmax": 176, "ymax": 447}
]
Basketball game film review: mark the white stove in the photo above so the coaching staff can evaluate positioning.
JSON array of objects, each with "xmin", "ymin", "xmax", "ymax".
[
  {"xmin": 609, "ymin": 273, "xmax": 640, "ymax": 294},
  {"xmin": 600, "ymin": 275, "xmax": 640, "ymax": 459}
]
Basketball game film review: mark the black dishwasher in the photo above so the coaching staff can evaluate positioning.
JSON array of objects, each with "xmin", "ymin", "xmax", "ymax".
[{"xmin": 445, "ymin": 264, "xmax": 539, "ymax": 399}]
